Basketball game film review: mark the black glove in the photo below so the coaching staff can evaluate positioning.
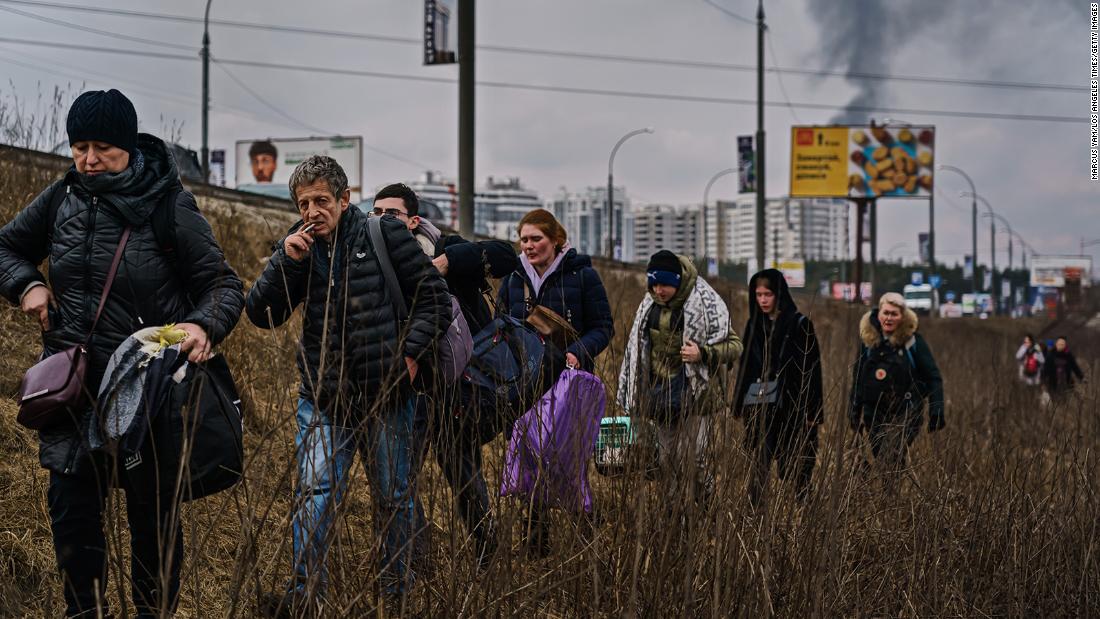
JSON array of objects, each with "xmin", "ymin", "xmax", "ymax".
[{"xmin": 928, "ymin": 410, "xmax": 945, "ymax": 433}]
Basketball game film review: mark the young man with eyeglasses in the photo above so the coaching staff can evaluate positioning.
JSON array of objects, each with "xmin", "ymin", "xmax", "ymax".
[{"xmin": 372, "ymin": 182, "xmax": 518, "ymax": 570}]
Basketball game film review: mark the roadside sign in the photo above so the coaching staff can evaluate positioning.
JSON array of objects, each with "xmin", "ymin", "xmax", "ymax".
[
  {"xmin": 790, "ymin": 124, "xmax": 935, "ymax": 198},
  {"xmin": 790, "ymin": 127, "xmax": 848, "ymax": 197},
  {"xmin": 911, "ymin": 272, "xmax": 924, "ymax": 285},
  {"xmin": 929, "ymin": 274, "xmax": 942, "ymax": 289}
]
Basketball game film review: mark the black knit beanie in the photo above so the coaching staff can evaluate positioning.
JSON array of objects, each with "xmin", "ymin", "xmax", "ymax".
[
  {"xmin": 646, "ymin": 250, "xmax": 682, "ymax": 289},
  {"xmin": 66, "ymin": 89, "xmax": 138, "ymax": 154}
]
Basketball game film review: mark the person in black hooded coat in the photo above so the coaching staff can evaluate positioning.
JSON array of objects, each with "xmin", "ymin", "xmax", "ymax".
[
  {"xmin": 734, "ymin": 269, "xmax": 823, "ymax": 507},
  {"xmin": 0, "ymin": 90, "xmax": 244, "ymax": 618}
]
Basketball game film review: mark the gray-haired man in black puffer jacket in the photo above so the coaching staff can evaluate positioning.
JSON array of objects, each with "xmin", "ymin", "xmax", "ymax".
[{"xmin": 246, "ymin": 156, "xmax": 449, "ymax": 610}]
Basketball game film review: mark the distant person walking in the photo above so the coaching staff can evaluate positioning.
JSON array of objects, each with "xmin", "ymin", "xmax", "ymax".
[
  {"xmin": 735, "ymin": 269, "xmax": 823, "ymax": 507},
  {"xmin": 497, "ymin": 208, "xmax": 613, "ymax": 557},
  {"xmin": 848, "ymin": 293, "xmax": 945, "ymax": 473},
  {"xmin": 617, "ymin": 250, "xmax": 742, "ymax": 507},
  {"xmin": 1042, "ymin": 336, "xmax": 1085, "ymax": 401},
  {"xmin": 0, "ymin": 89, "xmax": 245, "ymax": 617},
  {"xmin": 1016, "ymin": 333, "xmax": 1045, "ymax": 386}
]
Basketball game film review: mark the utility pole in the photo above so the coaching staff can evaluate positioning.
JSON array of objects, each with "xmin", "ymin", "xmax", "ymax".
[
  {"xmin": 928, "ymin": 193, "xmax": 935, "ymax": 269},
  {"xmin": 869, "ymin": 198, "xmax": 877, "ymax": 298},
  {"xmin": 972, "ymin": 192, "xmax": 978, "ymax": 295},
  {"xmin": 754, "ymin": 0, "xmax": 766, "ymax": 269},
  {"xmin": 201, "ymin": 0, "xmax": 212, "ymax": 182},
  {"xmin": 457, "ymin": 0, "xmax": 475, "ymax": 238}
]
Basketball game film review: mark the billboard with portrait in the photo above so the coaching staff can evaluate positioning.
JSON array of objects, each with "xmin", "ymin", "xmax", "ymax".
[
  {"xmin": 235, "ymin": 136, "xmax": 363, "ymax": 202},
  {"xmin": 790, "ymin": 124, "xmax": 935, "ymax": 198}
]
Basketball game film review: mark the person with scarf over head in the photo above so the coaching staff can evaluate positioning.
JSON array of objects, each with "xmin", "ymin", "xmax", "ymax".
[
  {"xmin": 617, "ymin": 250, "xmax": 742, "ymax": 507},
  {"xmin": 848, "ymin": 292, "xmax": 945, "ymax": 474},
  {"xmin": 735, "ymin": 269, "xmax": 823, "ymax": 508}
]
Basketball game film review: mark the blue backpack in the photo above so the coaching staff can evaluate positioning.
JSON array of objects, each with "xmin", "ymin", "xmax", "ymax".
[{"xmin": 459, "ymin": 315, "xmax": 565, "ymax": 444}]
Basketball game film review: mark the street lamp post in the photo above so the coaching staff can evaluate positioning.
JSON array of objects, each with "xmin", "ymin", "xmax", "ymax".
[
  {"xmin": 938, "ymin": 165, "xmax": 977, "ymax": 294},
  {"xmin": 983, "ymin": 211, "xmax": 1015, "ymax": 270},
  {"xmin": 607, "ymin": 127, "xmax": 653, "ymax": 260},
  {"xmin": 201, "ymin": 0, "xmax": 213, "ymax": 183},
  {"xmin": 703, "ymin": 168, "xmax": 737, "ymax": 267},
  {"xmin": 983, "ymin": 211, "xmax": 1017, "ymax": 312},
  {"xmin": 962, "ymin": 191, "xmax": 996, "ymax": 312}
]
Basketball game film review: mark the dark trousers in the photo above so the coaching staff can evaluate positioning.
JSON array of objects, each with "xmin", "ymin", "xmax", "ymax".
[
  {"xmin": 48, "ymin": 469, "xmax": 182, "ymax": 618},
  {"xmin": 746, "ymin": 416, "xmax": 818, "ymax": 508},
  {"xmin": 863, "ymin": 407, "xmax": 923, "ymax": 472},
  {"xmin": 423, "ymin": 394, "xmax": 495, "ymax": 559}
]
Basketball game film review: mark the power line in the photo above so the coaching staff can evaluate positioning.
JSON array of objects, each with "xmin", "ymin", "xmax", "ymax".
[
  {"xmin": 700, "ymin": 0, "xmax": 756, "ymax": 26},
  {"xmin": 766, "ymin": 29, "xmax": 801, "ymax": 123},
  {"xmin": 0, "ymin": 36, "xmax": 1085, "ymax": 125},
  {"xmin": 0, "ymin": 44, "xmax": 436, "ymax": 170},
  {"xmin": 212, "ymin": 60, "xmax": 435, "ymax": 171},
  {"xmin": 0, "ymin": 3, "xmax": 193, "ymax": 51},
  {"xmin": 0, "ymin": 0, "xmax": 1086, "ymax": 95},
  {"xmin": 212, "ymin": 61, "xmax": 330, "ymax": 135}
]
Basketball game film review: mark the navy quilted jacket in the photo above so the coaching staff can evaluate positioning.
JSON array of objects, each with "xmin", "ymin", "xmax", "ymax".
[{"xmin": 497, "ymin": 249, "xmax": 613, "ymax": 371}]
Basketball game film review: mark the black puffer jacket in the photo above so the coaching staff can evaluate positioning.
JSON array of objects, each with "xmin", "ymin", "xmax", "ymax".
[
  {"xmin": 0, "ymin": 134, "xmax": 245, "ymax": 475},
  {"xmin": 246, "ymin": 209, "xmax": 450, "ymax": 412}
]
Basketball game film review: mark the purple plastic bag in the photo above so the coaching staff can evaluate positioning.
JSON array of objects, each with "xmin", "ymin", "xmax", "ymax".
[{"xmin": 501, "ymin": 369, "xmax": 607, "ymax": 512}]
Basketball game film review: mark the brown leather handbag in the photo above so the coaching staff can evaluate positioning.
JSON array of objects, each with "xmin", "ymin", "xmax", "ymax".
[
  {"xmin": 16, "ymin": 227, "xmax": 132, "ymax": 430},
  {"xmin": 524, "ymin": 280, "xmax": 579, "ymax": 352}
]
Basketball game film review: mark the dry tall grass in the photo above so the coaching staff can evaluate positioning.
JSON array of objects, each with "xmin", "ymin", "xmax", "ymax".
[{"xmin": 1, "ymin": 148, "xmax": 1097, "ymax": 617}]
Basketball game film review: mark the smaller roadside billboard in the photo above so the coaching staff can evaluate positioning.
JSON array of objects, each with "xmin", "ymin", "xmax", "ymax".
[{"xmin": 1029, "ymin": 256, "xmax": 1093, "ymax": 288}]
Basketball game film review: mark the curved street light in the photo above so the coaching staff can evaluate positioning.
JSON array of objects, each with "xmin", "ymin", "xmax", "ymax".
[
  {"xmin": 607, "ymin": 127, "xmax": 654, "ymax": 260},
  {"xmin": 961, "ymin": 190, "xmax": 1000, "ymax": 312},
  {"xmin": 937, "ymin": 164, "xmax": 978, "ymax": 294},
  {"xmin": 702, "ymin": 168, "xmax": 737, "ymax": 267},
  {"xmin": 886, "ymin": 242, "xmax": 910, "ymax": 262}
]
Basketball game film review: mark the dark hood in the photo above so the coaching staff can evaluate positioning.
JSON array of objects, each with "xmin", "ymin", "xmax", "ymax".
[
  {"xmin": 66, "ymin": 133, "xmax": 183, "ymax": 226},
  {"xmin": 741, "ymin": 268, "xmax": 801, "ymax": 373},
  {"xmin": 747, "ymin": 268, "xmax": 797, "ymax": 321}
]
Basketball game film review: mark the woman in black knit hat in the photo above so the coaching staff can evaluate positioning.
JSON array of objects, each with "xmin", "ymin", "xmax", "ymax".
[{"xmin": 0, "ymin": 89, "xmax": 244, "ymax": 617}]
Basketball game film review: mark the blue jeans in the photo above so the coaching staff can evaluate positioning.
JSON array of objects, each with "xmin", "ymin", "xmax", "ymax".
[{"xmin": 291, "ymin": 396, "xmax": 424, "ymax": 596}]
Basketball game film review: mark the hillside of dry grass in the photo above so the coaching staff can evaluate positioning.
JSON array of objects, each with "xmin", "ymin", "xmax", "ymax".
[{"xmin": 1, "ymin": 147, "xmax": 1098, "ymax": 617}]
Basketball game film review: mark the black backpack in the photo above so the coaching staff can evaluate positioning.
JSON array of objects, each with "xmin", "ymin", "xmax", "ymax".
[{"xmin": 859, "ymin": 341, "xmax": 919, "ymax": 413}]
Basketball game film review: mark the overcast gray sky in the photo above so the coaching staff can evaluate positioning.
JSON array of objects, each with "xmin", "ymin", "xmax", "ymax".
[{"xmin": 0, "ymin": 0, "xmax": 1095, "ymax": 270}]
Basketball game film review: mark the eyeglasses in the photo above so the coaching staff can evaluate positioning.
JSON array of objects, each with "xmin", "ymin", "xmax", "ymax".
[{"xmin": 372, "ymin": 207, "xmax": 408, "ymax": 218}]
